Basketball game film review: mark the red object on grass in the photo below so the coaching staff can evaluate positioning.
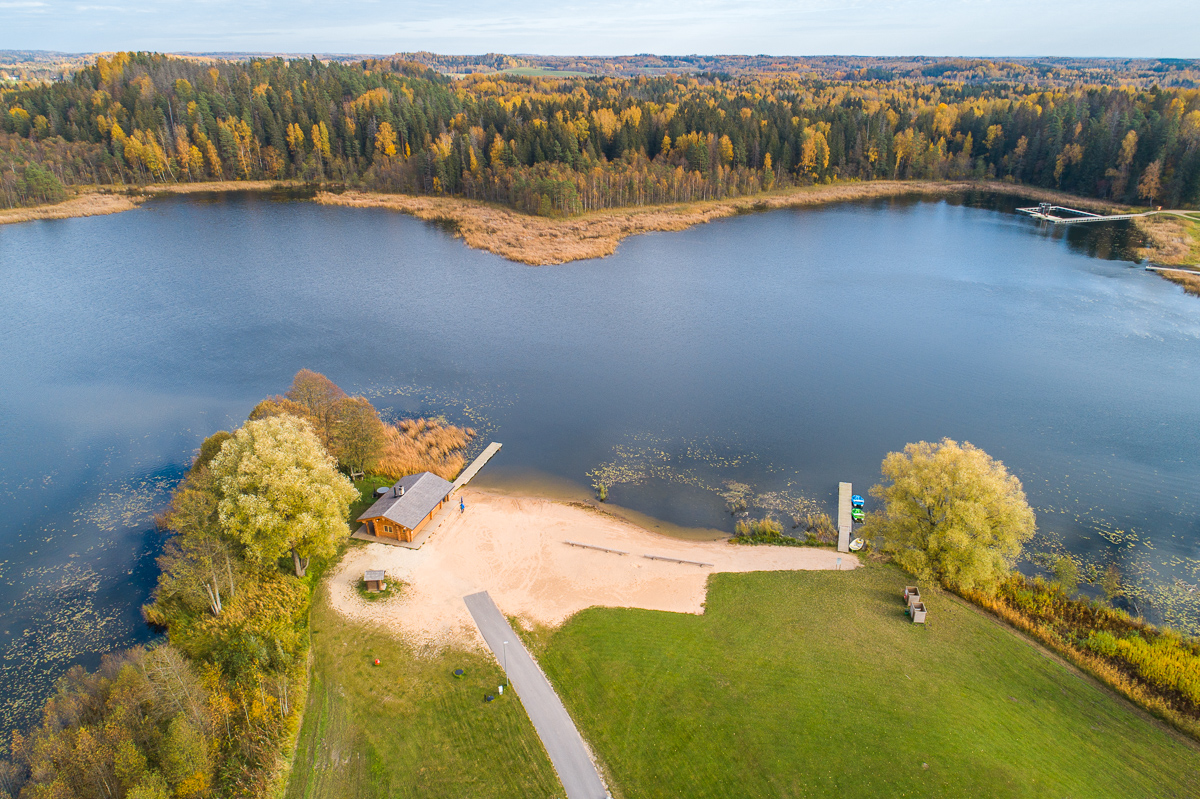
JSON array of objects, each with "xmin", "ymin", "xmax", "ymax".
[{"xmin": 374, "ymin": 659, "xmax": 381, "ymax": 666}]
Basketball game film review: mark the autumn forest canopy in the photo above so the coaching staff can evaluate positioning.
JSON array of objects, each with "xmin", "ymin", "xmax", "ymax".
[{"xmin": 2, "ymin": 52, "xmax": 1200, "ymax": 213}]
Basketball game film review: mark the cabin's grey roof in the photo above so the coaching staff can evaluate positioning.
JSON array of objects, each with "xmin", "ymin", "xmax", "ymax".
[
  {"xmin": 364, "ymin": 570, "xmax": 385, "ymax": 582},
  {"xmin": 357, "ymin": 472, "xmax": 453, "ymax": 530}
]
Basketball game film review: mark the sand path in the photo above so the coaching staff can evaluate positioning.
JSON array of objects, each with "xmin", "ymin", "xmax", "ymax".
[{"xmin": 329, "ymin": 489, "xmax": 857, "ymax": 648}]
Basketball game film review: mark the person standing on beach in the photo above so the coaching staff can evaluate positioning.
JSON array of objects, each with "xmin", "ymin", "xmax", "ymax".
[{"xmin": 460, "ymin": 497, "xmax": 465, "ymax": 514}]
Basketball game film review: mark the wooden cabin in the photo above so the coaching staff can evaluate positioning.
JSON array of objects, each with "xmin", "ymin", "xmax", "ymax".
[
  {"xmin": 363, "ymin": 570, "xmax": 386, "ymax": 592},
  {"xmin": 356, "ymin": 472, "xmax": 454, "ymax": 543}
]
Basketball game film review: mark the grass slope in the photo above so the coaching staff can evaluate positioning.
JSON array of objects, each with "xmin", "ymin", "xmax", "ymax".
[
  {"xmin": 285, "ymin": 594, "xmax": 562, "ymax": 799},
  {"xmin": 535, "ymin": 567, "xmax": 1200, "ymax": 799}
]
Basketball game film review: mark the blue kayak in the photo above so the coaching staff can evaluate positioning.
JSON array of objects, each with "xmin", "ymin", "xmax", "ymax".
[{"xmin": 851, "ymin": 494, "xmax": 865, "ymax": 508}]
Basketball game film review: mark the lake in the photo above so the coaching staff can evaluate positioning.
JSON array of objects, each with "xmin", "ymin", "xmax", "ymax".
[{"xmin": 0, "ymin": 191, "xmax": 1197, "ymax": 733}]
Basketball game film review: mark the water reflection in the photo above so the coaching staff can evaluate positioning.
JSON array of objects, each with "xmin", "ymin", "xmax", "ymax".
[{"xmin": 0, "ymin": 190, "xmax": 1195, "ymax": 734}]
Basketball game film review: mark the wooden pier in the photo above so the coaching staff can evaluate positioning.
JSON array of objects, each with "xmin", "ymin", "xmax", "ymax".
[
  {"xmin": 837, "ymin": 482, "xmax": 852, "ymax": 553},
  {"xmin": 451, "ymin": 442, "xmax": 503, "ymax": 493},
  {"xmin": 1017, "ymin": 203, "xmax": 1149, "ymax": 225},
  {"xmin": 1144, "ymin": 264, "xmax": 1200, "ymax": 275}
]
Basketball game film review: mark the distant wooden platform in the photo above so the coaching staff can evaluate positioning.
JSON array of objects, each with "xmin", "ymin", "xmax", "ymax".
[
  {"xmin": 1017, "ymin": 204, "xmax": 1149, "ymax": 225},
  {"xmin": 1144, "ymin": 264, "xmax": 1200, "ymax": 274},
  {"xmin": 837, "ymin": 482, "xmax": 852, "ymax": 553}
]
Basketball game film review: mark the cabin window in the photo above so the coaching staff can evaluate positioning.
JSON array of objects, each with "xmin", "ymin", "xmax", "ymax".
[{"xmin": 385, "ymin": 525, "xmax": 392, "ymax": 533}]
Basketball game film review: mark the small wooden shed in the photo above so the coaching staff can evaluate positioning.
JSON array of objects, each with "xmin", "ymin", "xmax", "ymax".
[{"xmin": 364, "ymin": 570, "xmax": 386, "ymax": 593}]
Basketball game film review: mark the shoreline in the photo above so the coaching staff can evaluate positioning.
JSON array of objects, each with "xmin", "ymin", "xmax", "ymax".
[
  {"xmin": 0, "ymin": 180, "xmax": 307, "ymax": 227},
  {"xmin": 314, "ymin": 179, "xmax": 1137, "ymax": 266},
  {"xmin": 330, "ymin": 487, "xmax": 854, "ymax": 650},
  {"xmin": 6, "ymin": 179, "xmax": 1194, "ymax": 279},
  {"xmin": 470, "ymin": 466, "xmax": 728, "ymax": 541},
  {"xmin": 1133, "ymin": 212, "xmax": 1200, "ymax": 296}
]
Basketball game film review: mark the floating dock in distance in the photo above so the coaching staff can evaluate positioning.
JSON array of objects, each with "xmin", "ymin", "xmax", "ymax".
[
  {"xmin": 837, "ymin": 482, "xmax": 852, "ymax": 553},
  {"xmin": 1017, "ymin": 203, "xmax": 1149, "ymax": 225},
  {"xmin": 451, "ymin": 441, "xmax": 503, "ymax": 493}
]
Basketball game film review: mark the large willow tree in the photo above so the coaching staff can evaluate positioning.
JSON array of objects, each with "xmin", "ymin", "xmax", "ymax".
[
  {"xmin": 866, "ymin": 438, "xmax": 1036, "ymax": 594},
  {"xmin": 208, "ymin": 414, "xmax": 356, "ymax": 577}
]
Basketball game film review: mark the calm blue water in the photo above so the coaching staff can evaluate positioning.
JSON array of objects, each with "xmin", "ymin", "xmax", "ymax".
[{"xmin": 0, "ymin": 192, "xmax": 1197, "ymax": 732}]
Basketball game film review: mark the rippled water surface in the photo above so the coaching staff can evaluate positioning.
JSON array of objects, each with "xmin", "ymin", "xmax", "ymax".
[{"xmin": 0, "ymin": 192, "xmax": 1197, "ymax": 732}]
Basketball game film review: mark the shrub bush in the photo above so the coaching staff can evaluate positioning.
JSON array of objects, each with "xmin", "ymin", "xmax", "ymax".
[
  {"xmin": 732, "ymin": 516, "xmax": 804, "ymax": 547},
  {"xmin": 973, "ymin": 574, "xmax": 1200, "ymax": 728}
]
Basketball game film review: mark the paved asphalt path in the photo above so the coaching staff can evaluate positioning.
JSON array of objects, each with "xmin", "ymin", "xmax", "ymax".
[{"xmin": 463, "ymin": 591, "xmax": 609, "ymax": 799}]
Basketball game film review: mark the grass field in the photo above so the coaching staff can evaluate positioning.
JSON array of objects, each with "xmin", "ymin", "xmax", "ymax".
[
  {"xmin": 532, "ymin": 567, "xmax": 1200, "ymax": 799},
  {"xmin": 284, "ymin": 593, "xmax": 562, "ymax": 799}
]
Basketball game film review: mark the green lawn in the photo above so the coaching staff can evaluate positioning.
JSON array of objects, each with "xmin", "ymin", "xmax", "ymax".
[
  {"xmin": 284, "ymin": 594, "xmax": 561, "ymax": 799},
  {"xmin": 533, "ymin": 567, "xmax": 1200, "ymax": 799}
]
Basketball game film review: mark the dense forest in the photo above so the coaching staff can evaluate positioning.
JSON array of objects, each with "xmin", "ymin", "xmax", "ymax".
[
  {"xmin": 2, "ymin": 52, "xmax": 1199, "ymax": 214},
  {"xmin": 392, "ymin": 52, "xmax": 1200, "ymax": 86}
]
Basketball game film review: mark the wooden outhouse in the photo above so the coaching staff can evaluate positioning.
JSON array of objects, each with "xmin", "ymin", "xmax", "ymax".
[{"xmin": 364, "ymin": 570, "xmax": 386, "ymax": 592}]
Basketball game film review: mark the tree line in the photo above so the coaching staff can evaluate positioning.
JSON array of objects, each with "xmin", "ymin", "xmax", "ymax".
[
  {"xmin": 0, "ymin": 371, "xmax": 473, "ymax": 799},
  {"xmin": 2, "ymin": 52, "xmax": 1199, "ymax": 213}
]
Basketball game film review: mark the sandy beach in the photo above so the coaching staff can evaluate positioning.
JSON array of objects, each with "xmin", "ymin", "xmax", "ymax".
[{"xmin": 328, "ymin": 489, "xmax": 857, "ymax": 649}]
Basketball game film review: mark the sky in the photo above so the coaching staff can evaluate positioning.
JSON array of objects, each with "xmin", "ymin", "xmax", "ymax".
[{"xmin": 0, "ymin": 0, "xmax": 1196, "ymax": 58}]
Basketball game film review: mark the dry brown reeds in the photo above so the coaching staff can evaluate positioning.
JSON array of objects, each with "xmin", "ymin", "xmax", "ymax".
[
  {"xmin": 0, "ymin": 190, "xmax": 142, "ymax": 225},
  {"xmin": 0, "ymin": 180, "xmax": 304, "ymax": 228},
  {"xmin": 140, "ymin": 180, "xmax": 305, "ymax": 195},
  {"xmin": 315, "ymin": 180, "xmax": 1134, "ymax": 266},
  {"xmin": 1135, "ymin": 215, "xmax": 1200, "ymax": 266},
  {"xmin": 1133, "ymin": 214, "xmax": 1200, "ymax": 296},
  {"xmin": 800, "ymin": 512, "xmax": 838, "ymax": 545},
  {"xmin": 1161, "ymin": 270, "xmax": 1200, "ymax": 297},
  {"xmin": 375, "ymin": 418, "xmax": 476, "ymax": 481}
]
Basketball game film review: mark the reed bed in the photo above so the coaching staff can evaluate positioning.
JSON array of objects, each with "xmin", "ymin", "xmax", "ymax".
[
  {"xmin": 1136, "ymin": 215, "xmax": 1200, "ymax": 266},
  {"xmin": 375, "ymin": 417, "xmax": 476, "ymax": 481},
  {"xmin": 0, "ymin": 190, "xmax": 141, "ymax": 225},
  {"xmin": 1162, "ymin": 270, "xmax": 1200, "ymax": 297},
  {"xmin": 316, "ymin": 180, "xmax": 1133, "ymax": 266},
  {"xmin": 140, "ymin": 179, "xmax": 304, "ymax": 195},
  {"xmin": 14, "ymin": 177, "xmax": 1189, "ymax": 278}
]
